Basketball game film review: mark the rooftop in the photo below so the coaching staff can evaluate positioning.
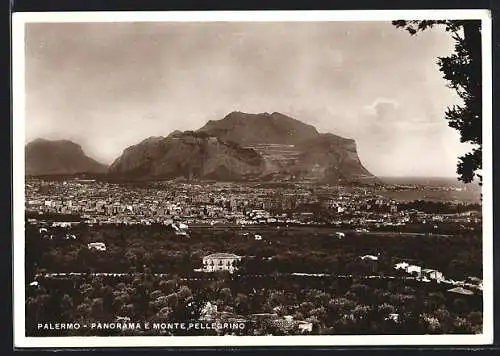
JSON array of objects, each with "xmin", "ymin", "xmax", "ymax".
[
  {"xmin": 203, "ymin": 253, "xmax": 241, "ymax": 259},
  {"xmin": 447, "ymin": 287, "xmax": 474, "ymax": 295}
]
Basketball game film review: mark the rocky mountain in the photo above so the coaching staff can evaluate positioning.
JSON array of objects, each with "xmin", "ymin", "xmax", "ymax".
[
  {"xmin": 26, "ymin": 139, "xmax": 108, "ymax": 176},
  {"xmin": 109, "ymin": 111, "xmax": 378, "ymax": 184},
  {"xmin": 198, "ymin": 111, "xmax": 319, "ymax": 145},
  {"xmin": 109, "ymin": 131, "xmax": 265, "ymax": 180}
]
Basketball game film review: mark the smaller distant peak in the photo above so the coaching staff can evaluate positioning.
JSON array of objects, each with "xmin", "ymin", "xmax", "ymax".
[
  {"xmin": 31, "ymin": 138, "xmax": 49, "ymax": 143},
  {"xmin": 27, "ymin": 138, "xmax": 48, "ymax": 147},
  {"xmin": 28, "ymin": 138, "xmax": 80, "ymax": 147}
]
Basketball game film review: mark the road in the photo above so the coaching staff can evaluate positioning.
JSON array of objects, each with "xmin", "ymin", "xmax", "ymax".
[
  {"xmin": 190, "ymin": 224, "xmax": 453, "ymax": 238},
  {"xmin": 31, "ymin": 271, "xmax": 469, "ymax": 287}
]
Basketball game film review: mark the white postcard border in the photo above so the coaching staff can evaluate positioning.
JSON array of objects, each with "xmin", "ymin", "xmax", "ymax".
[{"xmin": 12, "ymin": 9, "xmax": 494, "ymax": 348}]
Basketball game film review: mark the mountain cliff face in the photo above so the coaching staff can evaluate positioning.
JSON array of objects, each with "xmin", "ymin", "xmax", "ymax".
[
  {"xmin": 109, "ymin": 131, "xmax": 265, "ymax": 180},
  {"xmin": 109, "ymin": 111, "xmax": 377, "ymax": 184},
  {"xmin": 26, "ymin": 139, "xmax": 108, "ymax": 176},
  {"xmin": 293, "ymin": 134, "xmax": 376, "ymax": 183}
]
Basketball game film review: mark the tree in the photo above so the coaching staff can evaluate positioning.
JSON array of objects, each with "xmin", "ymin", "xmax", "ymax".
[
  {"xmin": 219, "ymin": 287, "xmax": 233, "ymax": 305},
  {"xmin": 467, "ymin": 311, "xmax": 483, "ymax": 334},
  {"xmin": 91, "ymin": 297, "xmax": 104, "ymax": 318},
  {"xmin": 159, "ymin": 279, "xmax": 177, "ymax": 294},
  {"xmin": 60, "ymin": 294, "xmax": 74, "ymax": 319},
  {"xmin": 177, "ymin": 286, "xmax": 193, "ymax": 301},
  {"xmin": 235, "ymin": 293, "xmax": 250, "ymax": 314},
  {"xmin": 393, "ymin": 20, "xmax": 482, "ymax": 184},
  {"xmin": 165, "ymin": 293, "xmax": 179, "ymax": 308},
  {"xmin": 150, "ymin": 289, "xmax": 163, "ymax": 301}
]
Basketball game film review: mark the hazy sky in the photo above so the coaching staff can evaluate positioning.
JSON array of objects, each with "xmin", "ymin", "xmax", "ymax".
[{"xmin": 25, "ymin": 21, "xmax": 470, "ymax": 177}]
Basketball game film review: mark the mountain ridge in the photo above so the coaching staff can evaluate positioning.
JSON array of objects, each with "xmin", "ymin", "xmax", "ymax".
[{"xmin": 109, "ymin": 131, "xmax": 265, "ymax": 180}]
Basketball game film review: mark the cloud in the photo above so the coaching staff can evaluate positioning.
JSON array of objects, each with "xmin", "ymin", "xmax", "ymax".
[
  {"xmin": 363, "ymin": 98, "xmax": 400, "ymax": 117},
  {"xmin": 355, "ymin": 96, "xmax": 467, "ymax": 177}
]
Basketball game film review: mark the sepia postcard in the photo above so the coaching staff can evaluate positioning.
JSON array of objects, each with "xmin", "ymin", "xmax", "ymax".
[{"xmin": 12, "ymin": 9, "xmax": 493, "ymax": 348}]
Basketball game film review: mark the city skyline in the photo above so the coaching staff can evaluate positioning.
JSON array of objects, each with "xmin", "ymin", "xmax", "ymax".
[{"xmin": 25, "ymin": 21, "xmax": 469, "ymax": 177}]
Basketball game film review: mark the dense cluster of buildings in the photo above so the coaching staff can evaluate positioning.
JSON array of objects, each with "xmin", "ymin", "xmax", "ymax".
[{"xmin": 25, "ymin": 178, "xmax": 481, "ymax": 229}]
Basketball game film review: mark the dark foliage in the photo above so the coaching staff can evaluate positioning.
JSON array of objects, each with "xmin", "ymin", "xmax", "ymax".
[{"xmin": 25, "ymin": 216, "xmax": 482, "ymax": 336}]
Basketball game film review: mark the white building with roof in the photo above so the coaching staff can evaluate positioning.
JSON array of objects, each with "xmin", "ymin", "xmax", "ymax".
[
  {"xmin": 297, "ymin": 320, "xmax": 313, "ymax": 333},
  {"xmin": 394, "ymin": 262, "xmax": 409, "ymax": 270},
  {"xmin": 422, "ymin": 268, "xmax": 445, "ymax": 283},
  {"xmin": 360, "ymin": 254, "xmax": 379, "ymax": 261},
  {"xmin": 202, "ymin": 253, "xmax": 242, "ymax": 273},
  {"xmin": 88, "ymin": 242, "xmax": 106, "ymax": 251},
  {"xmin": 406, "ymin": 265, "xmax": 422, "ymax": 277}
]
